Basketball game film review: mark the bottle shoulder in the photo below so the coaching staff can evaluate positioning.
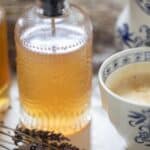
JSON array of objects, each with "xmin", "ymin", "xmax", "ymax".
[
  {"xmin": 15, "ymin": 4, "xmax": 93, "ymax": 54},
  {"xmin": 16, "ymin": 4, "xmax": 92, "ymax": 34}
]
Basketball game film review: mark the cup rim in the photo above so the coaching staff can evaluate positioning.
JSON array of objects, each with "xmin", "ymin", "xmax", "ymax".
[{"xmin": 98, "ymin": 47, "xmax": 150, "ymax": 108}]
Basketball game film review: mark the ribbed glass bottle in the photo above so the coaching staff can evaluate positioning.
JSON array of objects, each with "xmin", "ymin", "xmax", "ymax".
[{"xmin": 15, "ymin": 0, "xmax": 93, "ymax": 135}]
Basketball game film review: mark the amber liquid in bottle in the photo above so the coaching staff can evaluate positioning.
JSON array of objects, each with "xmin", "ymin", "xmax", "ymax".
[
  {"xmin": 16, "ymin": 25, "xmax": 92, "ymax": 135},
  {"xmin": 0, "ymin": 9, "xmax": 9, "ymax": 111}
]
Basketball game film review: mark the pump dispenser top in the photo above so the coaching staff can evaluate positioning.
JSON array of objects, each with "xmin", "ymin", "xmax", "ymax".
[{"xmin": 40, "ymin": 0, "xmax": 65, "ymax": 17}]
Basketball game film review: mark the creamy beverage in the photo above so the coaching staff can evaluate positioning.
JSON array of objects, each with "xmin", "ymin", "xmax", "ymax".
[{"xmin": 106, "ymin": 62, "xmax": 150, "ymax": 105}]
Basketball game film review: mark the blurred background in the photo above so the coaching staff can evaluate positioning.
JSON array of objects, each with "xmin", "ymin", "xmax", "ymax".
[{"xmin": 0, "ymin": 0, "xmax": 126, "ymax": 74}]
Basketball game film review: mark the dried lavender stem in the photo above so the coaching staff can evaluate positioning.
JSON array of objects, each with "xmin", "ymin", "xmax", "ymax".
[
  {"xmin": 0, "ymin": 124, "xmax": 15, "ymax": 133},
  {"xmin": 0, "ymin": 123, "xmax": 80, "ymax": 150},
  {"xmin": 0, "ymin": 125, "xmax": 58, "ymax": 150},
  {"xmin": 0, "ymin": 130, "xmax": 28, "ymax": 145},
  {"xmin": 0, "ymin": 125, "xmax": 40, "ymax": 144},
  {"xmin": 0, "ymin": 144, "xmax": 10, "ymax": 150},
  {"xmin": 0, "ymin": 131, "xmax": 13, "ymax": 139},
  {"xmin": 0, "ymin": 138, "xmax": 15, "ymax": 146}
]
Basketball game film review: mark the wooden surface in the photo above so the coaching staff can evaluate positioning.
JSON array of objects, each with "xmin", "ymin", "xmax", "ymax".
[{"xmin": 0, "ymin": 77, "xmax": 127, "ymax": 149}]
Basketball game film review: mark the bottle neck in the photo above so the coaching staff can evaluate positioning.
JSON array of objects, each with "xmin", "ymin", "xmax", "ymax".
[{"xmin": 36, "ymin": 0, "xmax": 69, "ymax": 17}]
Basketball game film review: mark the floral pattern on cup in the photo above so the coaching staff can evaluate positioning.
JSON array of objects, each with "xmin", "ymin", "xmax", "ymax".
[
  {"xmin": 129, "ymin": 110, "xmax": 150, "ymax": 147},
  {"xmin": 102, "ymin": 51, "xmax": 150, "ymax": 81},
  {"xmin": 118, "ymin": 23, "xmax": 150, "ymax": 48},
  {"xmin": 136, "ymin": 0, "xmax": 150, "ymax": 15}
]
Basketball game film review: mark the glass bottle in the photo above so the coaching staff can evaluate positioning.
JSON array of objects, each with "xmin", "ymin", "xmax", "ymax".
[
  {"xmin": 0, "ymin": 6, "xmax": 10, "ymax": 112},
  {"xmin": 15, "ymin": 0, "xmax": 93, "ymax": 135}
]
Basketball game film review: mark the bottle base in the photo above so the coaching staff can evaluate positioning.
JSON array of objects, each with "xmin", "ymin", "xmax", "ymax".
[{"xmin": 19, "ymin": 109, "xmax": 91, "ymax": 136}]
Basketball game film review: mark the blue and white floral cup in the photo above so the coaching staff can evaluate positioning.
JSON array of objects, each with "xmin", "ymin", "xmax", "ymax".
[{"xmin": 98, "ymin": 47, "xmax": 150, "ymax": 150}]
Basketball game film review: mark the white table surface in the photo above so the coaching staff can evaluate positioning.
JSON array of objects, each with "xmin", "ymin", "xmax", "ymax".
[{"xmin": 1, "ymin": 77, "xmax": 127, "ymax": 150}]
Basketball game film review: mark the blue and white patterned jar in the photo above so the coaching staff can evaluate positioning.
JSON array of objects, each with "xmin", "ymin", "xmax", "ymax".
[{"xmin": 116, "ymin": 0, "xmax": 150, "ymax": 49}]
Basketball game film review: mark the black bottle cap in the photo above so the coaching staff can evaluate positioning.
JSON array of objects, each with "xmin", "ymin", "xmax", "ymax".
[{"xmin": 41, "ymin": 0, "xmax": 65, "ymax": 17}]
